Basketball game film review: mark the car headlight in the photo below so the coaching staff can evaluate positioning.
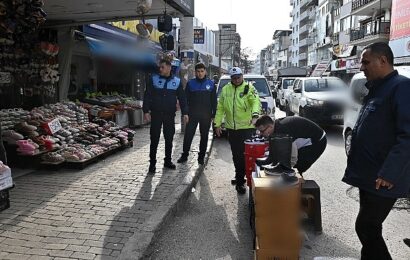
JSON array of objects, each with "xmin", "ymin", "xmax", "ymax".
[{"xmin": 306, "ymin": 98, "xmax": 324, "ymax": 106}]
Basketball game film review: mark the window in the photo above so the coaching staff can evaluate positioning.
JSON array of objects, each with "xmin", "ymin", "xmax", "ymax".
[{"xmin": 296, "ymin": 25, "xmax": 299, "ymax": 31}]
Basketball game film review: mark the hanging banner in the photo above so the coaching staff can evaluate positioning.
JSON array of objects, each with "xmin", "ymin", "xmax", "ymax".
[
  {"xmin": 193, "ymin": 29, "xmax": 205, "ymax": 44},
  {"xmin": 331, "ymin": 58, "xmax": 347, "ymax": 71},
  {"xmin": 390, "ymin": 0, "xmax": 410, "ymax": 41},
  {"xmin": 332, "ymin": 45, "xmax": 354, "ymax": 58}
]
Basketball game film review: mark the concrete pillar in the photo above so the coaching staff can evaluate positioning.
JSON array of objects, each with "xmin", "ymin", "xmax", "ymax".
[
  {"xmin": 178, "ymin": 16, "xmax": 194, "ymax": 132},
  {"xmin": 58, "ymin": 27, "xmax": 75, "ymax": 101}
]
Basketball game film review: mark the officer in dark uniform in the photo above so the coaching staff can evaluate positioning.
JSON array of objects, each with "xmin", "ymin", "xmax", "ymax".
[
  {"xmin": 143, "ymin": 59, "xmax": 189, "ymax": 173},
  {"xmin": 177, "ymin": 62, "xmax": 217, "ymax": 165}
]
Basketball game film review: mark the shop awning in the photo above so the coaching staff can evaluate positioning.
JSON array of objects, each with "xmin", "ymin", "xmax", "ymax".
[{"xmin": 85, "ymin": 36, "xmax": 157, "ymax": 65}]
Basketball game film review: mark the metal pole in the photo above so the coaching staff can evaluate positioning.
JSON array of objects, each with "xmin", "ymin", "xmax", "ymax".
[{"xmin": 219, "ymin": 32, "xmax": 222, "ymax": 77}]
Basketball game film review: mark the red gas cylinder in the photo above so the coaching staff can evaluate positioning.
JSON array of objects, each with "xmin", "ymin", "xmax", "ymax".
[{"xmin": 244, "ymin": 140, "xmax": 268, "ymax": 186}]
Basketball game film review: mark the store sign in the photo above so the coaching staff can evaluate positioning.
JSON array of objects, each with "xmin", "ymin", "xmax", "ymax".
[
  {"xmin": 346, "ymin": 58, "xmax": 361, "ymax": 73},
  {"xmin": 390, "ymin": 0, "xmax": 410, "ymax": 40},
  {"xmin": 332, "ymin": 45, "xmax": 354, "ymax": 58},
  {"xmin": 390, "ymin": 35, "xmax": 410, "ymax": 58},
  {"xmin": 331, "ymin": 59, "xmax": 347, "ymax": 71},
  {"xmin": 194, "ymin": 29, "xmax": 205, "ymax": 44},
  {"xmin": 0, "ymin": 72, "xmax": 12, "ymax": 84},
  {"xmin": 168, "ymin": 0, "xmax": 194, "ymax": 16}
]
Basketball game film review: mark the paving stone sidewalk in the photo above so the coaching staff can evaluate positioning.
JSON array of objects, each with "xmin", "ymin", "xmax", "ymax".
[{"xmin": 0, "ymin": 123, "xmax": 212, "ymax": 260}]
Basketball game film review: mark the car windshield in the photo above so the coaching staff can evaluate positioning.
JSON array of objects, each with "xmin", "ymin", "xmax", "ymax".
[
  {"xmin": 304, "ymin": 79, "xmax": 346, "ymax": 92},
  {"xmin": 217, "ymin": 78, "xmax": 271, "ymax": 97},
  {"xmin": 282, "ymin": 79, "xmax": 295, "ymax": 89}
]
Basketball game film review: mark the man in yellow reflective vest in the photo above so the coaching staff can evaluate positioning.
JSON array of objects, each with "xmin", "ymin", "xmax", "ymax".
[{"xmin": 214, "ymin": 67, "xmax": 261, "ymax": 194}]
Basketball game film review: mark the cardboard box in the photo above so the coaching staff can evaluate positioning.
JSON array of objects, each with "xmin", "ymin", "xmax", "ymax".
[
  {"xmin": 252, "ymin": 177, "xmax": 301, "ymax": 218},
  {"xmin": 254, "ymin": 237, "xmax": 300, "ymax": 260},
  {"xmin": 255, "ymin": 216, "xmax": 300, "ymax": 248}
]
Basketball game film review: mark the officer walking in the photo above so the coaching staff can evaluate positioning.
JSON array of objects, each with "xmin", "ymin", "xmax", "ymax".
[
  {"xmin": 143, "ymin": 59, "xmax": 189, "ymax": 174},
  {"xmin": 214, "ymin": 67, "xmax": 261, "ymax": 194},
  {"xmin": 177, "ymin": 63, "xmax": 217, "ymax": 165}
]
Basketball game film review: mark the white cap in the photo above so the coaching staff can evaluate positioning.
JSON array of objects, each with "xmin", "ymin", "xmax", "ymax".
[{"xmin": 229, "ymin": 67, "xmax": 243, "ymax": 77}]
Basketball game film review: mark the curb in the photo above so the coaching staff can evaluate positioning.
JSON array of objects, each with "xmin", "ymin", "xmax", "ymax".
[{"xmin": 119, "ymin": 131, "xmax": 215, "ymax": 260}]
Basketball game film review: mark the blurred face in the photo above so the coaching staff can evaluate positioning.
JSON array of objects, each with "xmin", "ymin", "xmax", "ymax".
[
  {"xmin": 231, "ymin": 74, "xmax": 243, "ymax": 86},
  {"xmin": 159, "ymin": 62, "xmax": 172, "ymax": 77},
  {"xmin": 195, "ymin": 68, "xmax": 206, "ymax": 79},
  {"xmin": 360, "ymin": 49, "xmax": 387, "ymax": 81},
  {"xmin": 256, "ymin": 124, "xmax": 274, "ymax": 138}
]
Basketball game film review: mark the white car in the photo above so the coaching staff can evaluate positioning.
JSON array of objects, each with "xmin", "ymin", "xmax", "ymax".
[
  {"xmin": 343, "ymin": 66, "xmax": 410, "ymax": 155},
  {"xmin": 277, "ymin": 77, "xmax": 298, "ymax": 111},
  {"xmin": 287, "ymin": 77, "xmax": 348, "ymax": 125}
]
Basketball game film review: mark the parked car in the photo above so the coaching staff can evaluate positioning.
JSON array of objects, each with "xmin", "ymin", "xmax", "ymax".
[
  {"xmin": 343, "ymin": 66, "xmax": 410, "ymax": 155},
  {"xmin": 277, "ymin": 77, "xmax": 297, "ymax": 111},
  {"xmin": 216, "ymin": 74, "xmax": 276, "ymax": 133},
  {"xmin": 288, "ymin": 77, "xmax": 348, "ymax": 125}
]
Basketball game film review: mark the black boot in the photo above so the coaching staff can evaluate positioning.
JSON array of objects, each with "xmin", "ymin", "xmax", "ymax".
[
  {"xmin": 148, "ymin": 161, "xmax": 156, "ymax": 174},
  {"xmin": 164, "ymin": 161, "xmax": 176, "ymax": 170},
  {"xmin": 255, "ymin": 137, "xmax": 278, "ymax": 167},
  {"xmin": 177, "ymin": 154, "xmax": 188, "ymax": 163}
]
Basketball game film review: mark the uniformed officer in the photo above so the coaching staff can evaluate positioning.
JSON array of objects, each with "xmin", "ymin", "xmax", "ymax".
[
  {"xmin": 143, "ymin": 59, "xmax": 189, "ymax": 173},
  {"xmin": 177, "ymin": 62, "xmax": 217, "ymax": 165},
  {"xmin": 214, "ymin": 67, "xmax": 261, "ymax": 194}
]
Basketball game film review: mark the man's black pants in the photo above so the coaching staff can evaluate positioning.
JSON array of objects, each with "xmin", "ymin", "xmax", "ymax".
[
  {"xmin": 149, "ymin": 112, "xmax": 175, "ymax": 164},
  {"xmin": 182, "ymin": 114, "xmax": 211, "ymax": 159},
  {"xmin": 356, "ymin": 189, "xmax": 396, "ymax": 260},
  {"xmin": 294, "ymin": 137, "xmax": 327, "ymax": 174},
  {"xmin": 227, "ymin": 128, "xmax": 255, "ymax": 186}
]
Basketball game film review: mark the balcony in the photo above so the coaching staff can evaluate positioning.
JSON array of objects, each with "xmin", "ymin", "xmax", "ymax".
[
  {"xmin": 299, "ymin": 24, "xmax": 310, "ymax": 35},
  {"xmin": 290, "ymin": 11, "xmax": 293, "ymax": 17},
  {"xmin": 300, "ymin": 0, "xmax": 317, "ymax": 10},
  {"xmin": 351, "ymin": 0, "xmax": 392, "ymax": 16},
  {"xmin": 290, "ymin": 0, "xmax": 293, "ymax": 5},
  {"xmin": 300, "ymin": 10, "xmax": 309, "ymax": 22},
  {"xmin": 350, "ymin": 21, "xmax": 390, "ymax": 46},
  {"xmin": 299, "ymin": 52, "xmax": 307, "ymax": 60},
  {"xmin": 300, "ymin": 37, "xmax": 314, "ymax": 47}
]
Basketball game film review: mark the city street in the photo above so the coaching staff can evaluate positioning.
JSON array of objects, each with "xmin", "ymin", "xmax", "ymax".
[{"xmin": 147, "ymin": 112, "xmax": 410, "ymax": 260}]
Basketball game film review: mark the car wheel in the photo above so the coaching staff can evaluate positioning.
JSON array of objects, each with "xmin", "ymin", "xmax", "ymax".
[
  {"xmin": 344, "ymin": 129, "xmax": 352, "ymax": 156},
  {"xmin": 285, "ymin": 103, "xmax": 294, "ymax": 116}
]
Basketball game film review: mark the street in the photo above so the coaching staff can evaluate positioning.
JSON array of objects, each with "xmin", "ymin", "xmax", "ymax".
[{"xmin": 147, "ymin": 112, "xmax": 410, "ymax": 260}]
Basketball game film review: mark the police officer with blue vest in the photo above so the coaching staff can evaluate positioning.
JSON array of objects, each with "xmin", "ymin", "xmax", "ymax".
[
  {"xmin": 177, "ymin": 62, "xmax": 217, "ymax": 165},
  {"xmin": 143, "ymin": 59, "xmax": 189, "ymax": 174}
]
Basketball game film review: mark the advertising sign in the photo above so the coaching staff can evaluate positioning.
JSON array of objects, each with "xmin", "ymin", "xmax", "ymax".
[
  {"xmin": 331, "ymin": 58, "xmax": 347, "ymax": 71},
  {"xmin": 390, "ymin": 0, "xmax": 410, "ymax": 40},
  {"xmin": 193, "ymin": 29, "xmax": 205, "ymax": 44},
  {"xmin": 346, "ymin": 58, "xmax": 361, "ymax": 74}
]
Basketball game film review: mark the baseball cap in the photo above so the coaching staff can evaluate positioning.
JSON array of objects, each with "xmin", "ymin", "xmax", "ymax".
[{"xmin": 229, "ymin": 67, "xmax": 243, "ymax": 77}]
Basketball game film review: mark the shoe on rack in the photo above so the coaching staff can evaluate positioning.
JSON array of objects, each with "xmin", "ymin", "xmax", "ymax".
[
  {"xmin": 148, "ymin": 164, "xmax": 156, "ymax": 174},
  {"xmin": 177, "ymin": 155, "xmax": 188, "ymax": 163},
  {"xmin": 164, "ymin": 161, "xmax": 176, "ymax": 170},
  {"xmin": 235, "ymin": 183, "xmax": 246, "ymax": 194},
  {"xmin": 197, "ymin": 157, "xmax": 204, "ymax": 165}
]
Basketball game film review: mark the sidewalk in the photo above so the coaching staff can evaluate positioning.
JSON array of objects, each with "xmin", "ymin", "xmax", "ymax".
[{"xmin": 0, "ymin": 123, "xmax": 212, "ymax": 260}]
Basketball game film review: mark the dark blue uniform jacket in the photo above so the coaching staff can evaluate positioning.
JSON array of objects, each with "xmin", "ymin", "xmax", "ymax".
[
  {"xmin": 143, "ymin": 74, "xmax": 188, "ymax": 115},
  {"xmin": 185, "ymin": 77, "xmax": 217, "ymax": 117},
  {"xmin": 343, "ymin": 70, "xmax": 410, "ymax": 198}
]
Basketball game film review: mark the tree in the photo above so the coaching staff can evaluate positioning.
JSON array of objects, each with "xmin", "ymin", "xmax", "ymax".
[{"xmin": 240, "ymin": 47, "xmax": 255, "ymax": 74}]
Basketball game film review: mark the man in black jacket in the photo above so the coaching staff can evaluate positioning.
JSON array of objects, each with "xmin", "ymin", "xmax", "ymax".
[
  {"xmin": 177, "ymin": 63, "xmax": 217, "ymax": 165},
  {"xmin": 255, "ymin": 115, "xmax": 326, "ymax": 175},
  {"xmin": 143, "ymin": 59, "xmax": 189, "ymax": 173},
  {"xmin": 343, "ymin": 42, "xmax": 410, "ymax": 259}
]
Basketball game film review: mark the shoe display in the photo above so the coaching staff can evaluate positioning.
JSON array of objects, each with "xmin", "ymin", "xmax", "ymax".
[
  {"xmin": 177, "ymin": 155, "xmax": 188, "ymax": 163},
  {"xmin": 236, "ymin": 183, "xmax": 246, "ymax": 194},
  {"xmin": 164, "ymin": 161, "xmax": 176, "ymax": 170}
]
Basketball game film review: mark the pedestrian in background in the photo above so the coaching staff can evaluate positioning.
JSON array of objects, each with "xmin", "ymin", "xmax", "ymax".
[
  {"xmin": 143, "ymin": 59, "xmax": 189, "ymax": 174},
  {"xmin": 342, "ymin": 42, "xmax": 410, "ymax": 259},
  {"xmin": 177, "ymin": 63, "xmax": 217, "ymax": 165},
  {"xmin": 214, "ymin": 67, "xmax": 261, "ymax": 194}
]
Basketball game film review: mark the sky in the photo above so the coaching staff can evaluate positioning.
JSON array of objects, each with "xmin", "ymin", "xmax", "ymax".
[{"xmin": 194, "ymin": 0, "xmax": 292, "ymax": 59}]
